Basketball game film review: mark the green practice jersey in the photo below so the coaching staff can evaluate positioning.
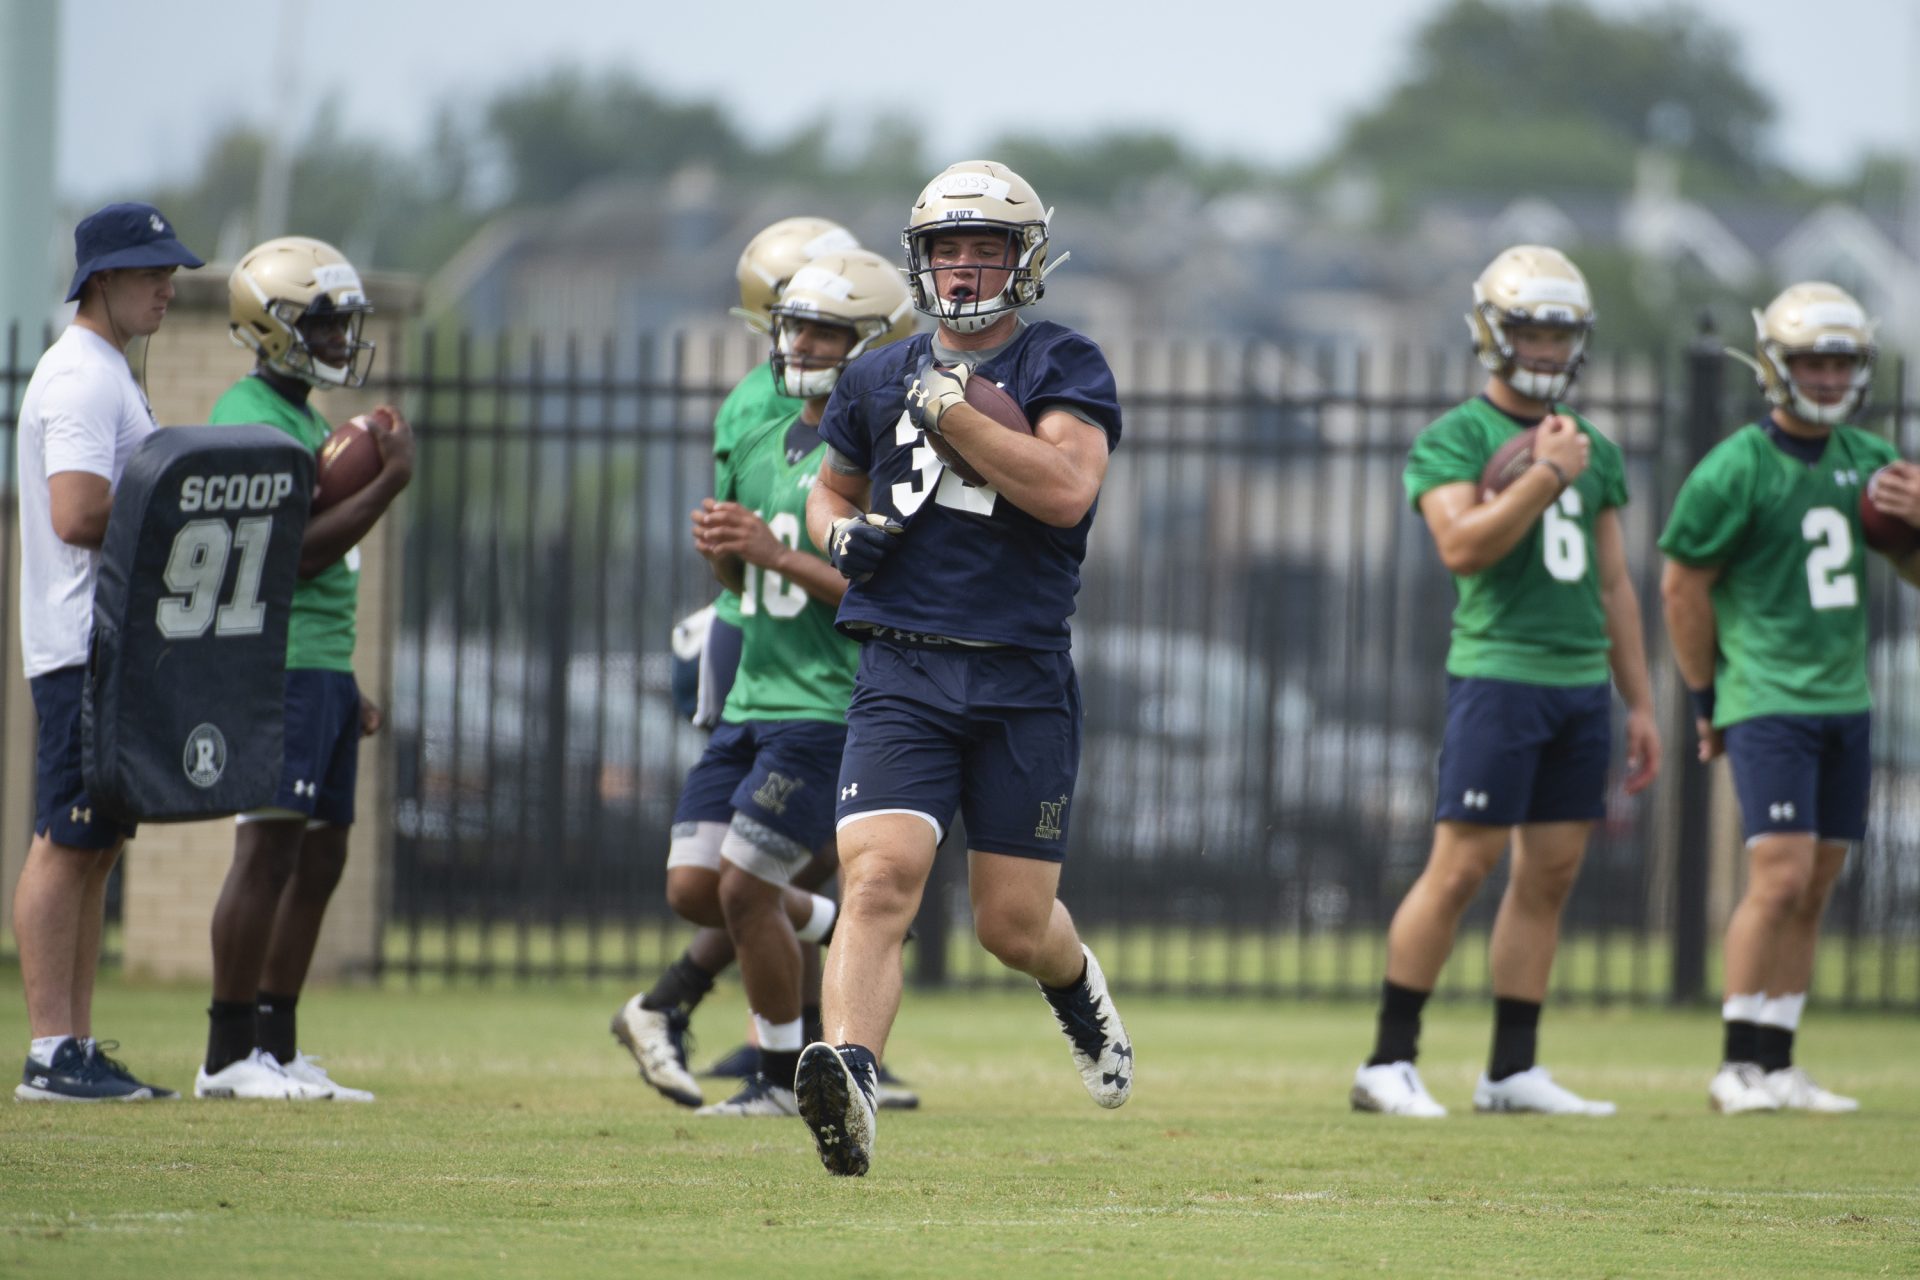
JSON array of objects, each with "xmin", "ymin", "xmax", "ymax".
[
  {"xmin": 709, "ymin": 361, "xmax": 803, "ymax": 628},
  {"xmin": 1658, "ymin": 422, "xmax": 1897, "ymax": 726},
  {"xmin": 1403, "ymin": 398, "xmax": 1630, "ymax": 686},
  {"xmin": 718, "ymin": 412, "xmax": 857, "ymax": 724},
  {"xmin": 210, "ymin": 375, "xmax": 357, "ymax": 673}
]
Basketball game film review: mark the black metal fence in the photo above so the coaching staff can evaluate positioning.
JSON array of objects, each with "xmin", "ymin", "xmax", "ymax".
[{"xmin": 4, "ymin": 321, "xmax": 1917, "ymax": 1005}]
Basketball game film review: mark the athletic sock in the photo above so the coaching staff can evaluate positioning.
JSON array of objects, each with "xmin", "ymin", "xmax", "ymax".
[
  {"xmin": 1487, "ymin": 996, "xmax": 1542, "ymax": 1081},
  {"xmin": 28, "ymin": 1036, "xmax": 72, "ymax": 1069},
  {"xmin": 802, "ymin": 1003, "xmax": 824, "ymax": 1047},
  {"xmin": 1755, "ymin": 992, "xmax": 1804, "ymax": 1071},
  {"xmin": 641, "ymin": 954, "xmax": 717, "ymax": 1015},
  {"xmin": 1367, "ymin": 980, "xmax": 1431, "ymax": 1067},
  {"xmin": 1753, "ymin": 1025, "xmax": 1794, "ymax": 1072},
  {"xmin": 795, "ymin": 895, "xmax": 837, "ymax": 944},
  {"xmin": 1722, "ymin": 1021, "xmax": 1761, "ymax": 1065},
  {"xmin": 205, "ymin": 1001, "xmax": 258, "ymax": 1074},
  {"xmin": 256, "ymin": 990, "xmax": 299, "ymax": 1064}
]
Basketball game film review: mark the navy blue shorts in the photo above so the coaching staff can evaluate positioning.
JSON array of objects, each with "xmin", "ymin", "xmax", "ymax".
[
  {"xmin": 261, "ymin": 669, "xmax": 362, "ymax": 825},
  {"xmin": 836, "ymin": 642, "xmax": 1081, "ymax": 862},
  {"xmin": 30, "ymin": 665, "xmax": 136, "ymax": 849},
  {"xmin": 1432, "ymin": 676, "xmax": 1611, "ymax": 826},
  {"xmin": 672, "ymin": 717, "xmax": 847, "ymax": 850},
  {"xmin": 1723, "ymin": 713, "xmax": 1870, "ymax": 842}
]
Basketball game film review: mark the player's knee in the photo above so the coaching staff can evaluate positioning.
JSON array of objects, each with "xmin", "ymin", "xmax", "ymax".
[
  {"xmin": 295, "ymin": 838, "xmax": 348, "ymax": 897},
  {"xmin": 972, "ymin": 912, "xmax": 1046, "ymax": 971},
  {"xmin": 665, "ymin": 868, "xmax": 722, "ymax": 927},
  {"xmin": 840, "ymin": 865, "xmax": 918, "ymax": 926},
  {"xmin": 1745, "ymin": 868, "xmax": 1813, "ymax": 920},
  {"xmin": 1424, "ymin": 863, "xmax": 1490, "ymax": 911},
  {"xmin": 1511, "ymin": 861, "xmax": 1580, "ymax": 912},
  {"xmin": 716, "ymin": 864, "xmax": 779, "ymax": 926}
]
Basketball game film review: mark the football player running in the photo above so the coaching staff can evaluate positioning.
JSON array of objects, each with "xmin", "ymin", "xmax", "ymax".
[
  {"xmin": 798, "ymin": 160, "xmax": 1133, "ymax": 1176},
  {"xmin": 1352, "ymin": 246, "xmax": 1660, "ymax": 1118},
  {"xmin": 615, "ymin": 217, "xmax": 927, "ymax": 1110},
  {"xmin": 676, "ymin": 251, "xmax": 915, "ymax": 1116},
  {"xmin": 197, "ymin": 237, "xmax": 412, "ymax": 1100},
  {"xmin": 1660, "ymin": 283, "xmax": 1918, "ymax": 1115}
]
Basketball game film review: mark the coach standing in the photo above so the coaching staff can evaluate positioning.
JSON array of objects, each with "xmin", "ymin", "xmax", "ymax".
[{"xmin": 14, "ymin": 203, "xmax": 202, "ymax": 1101}]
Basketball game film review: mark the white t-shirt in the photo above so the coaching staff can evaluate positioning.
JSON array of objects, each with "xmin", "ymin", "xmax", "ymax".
[{"xmin": 16, "ymin": 325, "xmax": 157, "ymax": 678}]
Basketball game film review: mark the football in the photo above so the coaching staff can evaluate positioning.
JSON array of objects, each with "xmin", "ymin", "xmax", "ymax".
[
  {"xmin": 1479, "ymin": 427, "xmax": 1539, "ymax": 501},
  {"xmin": 1861, "ymin": 466, "xmax": 1919, "ymax": 554},
  {"xmin": 928, "ymin": 374, "xmax": 1034, "ymax": 486},
  {"xmin": 312, "ymin": 408, "xmax": 388, "ymax": 514}
]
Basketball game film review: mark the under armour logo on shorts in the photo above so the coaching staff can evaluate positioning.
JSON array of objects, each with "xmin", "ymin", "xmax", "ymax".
[
  {"xmin": 1462, "ymin": 790, "xmax": 1490, "ymax": 811},
  {"xmin": 840, "ymin": 783, "xmax": 858, "ymax": 801},
  {"xmin": 70, "ymin": 806, "xmax": 92, "ymax": 825},
  {"xmin": 1769, "ymin": 801, "xmax": 1797, "ymax": 822}
]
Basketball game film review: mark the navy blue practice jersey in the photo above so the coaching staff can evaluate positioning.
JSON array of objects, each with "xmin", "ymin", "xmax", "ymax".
[{"xmin": 817, "ymin": 321, "xmax": 1122, "ymax": 650}]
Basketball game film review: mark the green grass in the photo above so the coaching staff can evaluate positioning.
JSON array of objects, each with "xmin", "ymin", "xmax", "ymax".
[{"xmin": 2, "ymin": 978, "xmax": 1916, "ymax": 1278}]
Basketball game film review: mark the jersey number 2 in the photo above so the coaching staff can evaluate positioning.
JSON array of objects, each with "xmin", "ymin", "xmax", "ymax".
[{"xmin": 1803, "ymin": 506, "xmax": 1858, "ymax": 610}]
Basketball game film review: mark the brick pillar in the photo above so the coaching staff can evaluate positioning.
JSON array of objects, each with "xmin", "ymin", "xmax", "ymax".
[{"xmin": 113, "ymin": 266, "xmax": 419, "ymax": 982}]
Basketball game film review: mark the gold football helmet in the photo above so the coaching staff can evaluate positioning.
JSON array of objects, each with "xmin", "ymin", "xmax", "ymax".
[
  {"xmin": 732, "ymin": 216, "xmax": 860, "ymax": 334},
  {"xmin": 1466, "ymin": 245, "xmax": 1595, "ymax": 401},
  {"xmin": 769, "ymin": 249, "xmax": 915, "ymax": 399},
  {"xmin": 228, "ymin": 236, "xmax": 374, "ymax": 388},
  {"xmin": 902, "ymin": 160, "xmax": 1066, "ymax": 334},
  {"xmin": 1748, "ymin": 282, "xmax": 1876, "ymax": 425}
]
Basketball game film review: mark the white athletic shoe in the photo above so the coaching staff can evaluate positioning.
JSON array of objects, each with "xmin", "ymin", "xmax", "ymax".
[
  {"xmin": 1351, "ymin": 1061, "xmax": 1448, "ymax": 1117},
  {"xmin": 1040, "ymin": 945, "xmax": 1134, "ymax": 1109},
  {"xmin": 194, "ymin": 1050, "xmax": 334, "ymax": 1101},
  {"xmin": 696, "ymin": 1073, "xmax": 801, "ymax": 1117},
  {"xmin": 611, "ymin": 996, "xmax": 702, "ymax": 1108},
  {"xmin": 1472, "ymin": 1066, "xmax": 1615, "ymax": 1116},
  {"xmin": 795, "ymin": 1043, "xmax": 877, "ymax": 1177},
  {"xmin": 283, "ymin": 1053, "xmax": 375, "ymax": 1103},
  {"xmin": 1708, "ymin": 1062, "xmax": 1782, "ymax": 1114},
  {"xmin": 1762, "ymin": 1066, "xmax": 1859, "ymax": 1113}
]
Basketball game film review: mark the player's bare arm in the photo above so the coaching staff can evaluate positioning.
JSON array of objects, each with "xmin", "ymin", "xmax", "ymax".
[
  {"xmin": 47, "ymin": 470, "xmax": 113, "ymax": 548},
  {"xmin": 806, "ymin": 460, "xmax": 869, "ymax": 552},
  {"xmin": 1418, "ymin": 417, "xmax": 1588, "ymax": 574},
  {"xmin": 937, "ymin": 407, "xmax": 1110, "ymax": 529},
  {"xmin": 299, "ymin": 407, "xmax": 413, "ymax": 578},
  {"xmin": 1660, "ymin": 558, "xmax": 1723, "ymax": 760},
  {"xmin": 1595, "ymin": 509, "xmax": 1661, "ymax": 793},
  {"xmin": 698, "ymin": 499, "xmax": 847, "ymax": 606}
]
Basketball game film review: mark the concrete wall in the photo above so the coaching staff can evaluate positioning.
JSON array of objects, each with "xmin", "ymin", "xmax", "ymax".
[{"xmin": 3, "ymin": 265, "xmax": 419, "ymax": 983}]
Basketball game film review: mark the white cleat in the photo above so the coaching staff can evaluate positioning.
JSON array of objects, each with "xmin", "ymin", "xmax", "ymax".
[
  {"xmin": 1473, "ymin": 1066, "xmax": 1614, "ymax": 1115},
  {"xmin": 1040, "ymin": 945, "xmax": 1133, "ymax": 1109},
  {"xmin": 1762, "ymin": 1066, "xmax": 1859, "ymax": 1113},
  {"xmin": 695, "ymin": 1074, "xmax": 800, "ymax": 1117},
  {"xmin": 795, "ymin": 1043, "xmax": 876, "ymax": 1177},
  {"xmin": 194, "ymin": 1050, "xmax": 334, "ymax": 1101},
  {"xmin": 611, "ymin": 996, "xmax": 702, "ymax": 1108},
  {"xmin": 1708, "ymin": 1062, "xmax": 1782, "ymax": 1114},
  {"xmin": 1351, "ymin": 1061, "xmax": 1448, "ymax": 1117},
  {"xmin": 283, "ymin": 1053, "xmax": 375, "ymax": 1102}
]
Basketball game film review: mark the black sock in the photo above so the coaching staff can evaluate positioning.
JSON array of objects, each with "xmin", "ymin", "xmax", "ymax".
[
  {"xmin": 1487, "ymin": 997, "xmax": 1542, "ymax": 1081},
  {"xmin": 641, "ymin": 954, "xmax": 716, "ymax": 1014},
  {"xmin": 1039, "ymin": 957, "xmax": 1091, "ymax": 1002},
  {"xmin": 802, "ymin": 1003, "xmax": 824, "ymax": 1047},
  {"xmin": 205, "ymin": 1001, "xmax": 257, "ymax": 1074},
  {"xmin": 760, "ymin": 1048, "xmax": 801, "ymax": 1091},
  {"xmin": 1754, "ymin": 1025, "xmax": 1794, "ymax": 1073},
  {"xmin": 1723, "ymin": 1020, "xmax": 1761, "ymax": 1065},
  {"xmin": 1367, "ymin": 980, "xmax": 1431, "ymax": 1067},
  {"xmin": 256, "ymin": 990, "xmax": 299, "ymax": 1064}
]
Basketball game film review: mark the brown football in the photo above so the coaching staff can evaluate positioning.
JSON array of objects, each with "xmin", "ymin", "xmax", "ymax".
[
  {"xmin": 1862, "ymin": 466, "xmax": 1919, "ymax": 554},
  {"xmin": 312, "ymin": 408, "xmax": 387, "ymax": 513},
  {"xmin": 928, "ymin": 374, "xmax": 1034, "ymax": 487},
  {"xmin": 1479, "ymin": 427, "xmax": 1540, "ymax": 502}
]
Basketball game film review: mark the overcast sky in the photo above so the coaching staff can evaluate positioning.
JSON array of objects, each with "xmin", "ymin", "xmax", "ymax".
[{"xmin": 56, "ymin": 0, "xmax": 1920, "ymax": 202}]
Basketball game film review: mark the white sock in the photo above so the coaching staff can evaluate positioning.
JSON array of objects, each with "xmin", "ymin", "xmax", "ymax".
[
  {"xmin": 1756, "ymin": 992, "xmax": 1806, "ymax": 1031},
  {"xmin": 1721, "ymin": 992, "xmax": 1765, "ymax": 1023},
  {"xmin": 751, "ymin": 1014, "xmax": 805, "ymax": 1053},
  {"xmin": 795, "ymin": 894, "xmax": 837, "ymax": 944},
  {"xmin": 29, "ymin": 1036, "xmax": 72, "ymax": 1068}
]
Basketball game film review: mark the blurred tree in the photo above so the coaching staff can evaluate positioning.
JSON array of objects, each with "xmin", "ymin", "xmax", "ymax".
[
  {"xmin": 986, "ymin": 130, "xmax": 1258, "ymax": 205},
  {"xmin": 1331, "ymin": 0, "xmax": 1785, "ymax": 205}
]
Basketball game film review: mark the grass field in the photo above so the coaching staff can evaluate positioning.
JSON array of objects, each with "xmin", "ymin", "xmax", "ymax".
[{"xmin": 2, "ymin": 975, "xmax": 1915, "ymax": 1278}]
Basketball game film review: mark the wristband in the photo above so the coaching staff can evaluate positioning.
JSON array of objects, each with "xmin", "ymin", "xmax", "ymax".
[
  {"xmin": 1687, "ymin": 685, "xmax": 1715, "ymax": 724},
  {"xmin": 1535, "ymin": 458, "xmax": 1569, "ymax": 489}
]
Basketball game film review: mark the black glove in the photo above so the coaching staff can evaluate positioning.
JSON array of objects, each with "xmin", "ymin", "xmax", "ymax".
[{"xmin": 827, "ymin": 512, "xmax": 905, "ymax": 583}]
